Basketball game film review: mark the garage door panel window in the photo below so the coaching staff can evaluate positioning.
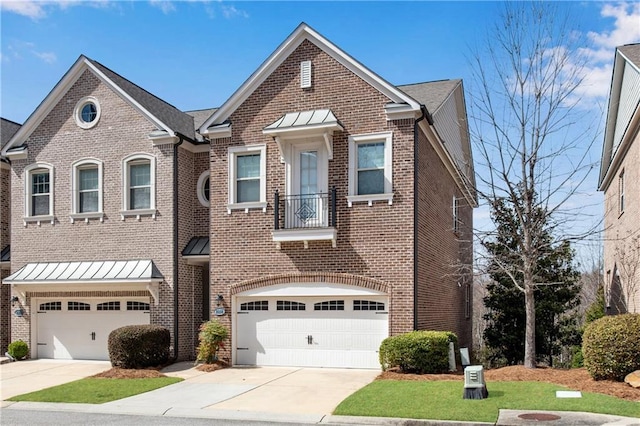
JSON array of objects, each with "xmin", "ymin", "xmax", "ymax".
[
  {"xmin": 68, "ymin": 301, "xmax": 90, "ymax": 311},
  {"xmin": 276, "ymin": 300, "xmax": 306, "ymax": 311},
  {"xmin": 127, "ymin": 301, "xmax": 150, "ymax": 311},
  {"xmin": 97, "ymin": 301, "xmax": 120, "ymax": 311},
  {"xmin": 240, "ymin": 300, "xmax": 269, "ymax": 311},
  {"xmin": 314, "ymin": 300, "xmax": 344, "ymax": 311},
  {"xmin": 353, "ymin": 300, "xmax": 385, "ymax": 311},
  {"xmin": 39, "ymin": 301, "xmax": 61, "ymax": 311}
]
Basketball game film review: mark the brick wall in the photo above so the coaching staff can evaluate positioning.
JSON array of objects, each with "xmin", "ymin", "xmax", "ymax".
[
  {"xmin": 603, "ymin": 130, "xmax": 640, "ymax": 314},
  {"xmin": 415, "ymin": 127, "xmax": 473, "ymax": 347},
  {"xmin": 1, "ymin": 165, "xmax": 10, "ymax": 351},
  {"xmin": 8, "ymin": 70, "xmax": 193, "ymax": 358},
  {"xmin": 210, "ymin": 40, "xmax": 418, "ymax": 361}
]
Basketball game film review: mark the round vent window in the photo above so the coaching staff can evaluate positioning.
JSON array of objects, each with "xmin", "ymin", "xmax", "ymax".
[{"xmin": 74, "ymin": 97, "xmax": 101, "ymax": 129}]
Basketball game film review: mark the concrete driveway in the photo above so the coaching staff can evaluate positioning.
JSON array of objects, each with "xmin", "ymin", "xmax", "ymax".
[
  {"xmin": 0, "ymin": 359, "xmax": 111, "ymax": 401},
  {"xmin": 1, "ymin": 360, "xmax": 379, "ymax": 419}
]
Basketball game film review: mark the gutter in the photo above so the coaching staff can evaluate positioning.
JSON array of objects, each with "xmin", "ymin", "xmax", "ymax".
[
  {"xmin": 413, "ymin": 107, "xmax": 427, "ymax": 330},
  {"xmin": 172, "ymin": 134, "xmax": 185, "ymax": 361}
]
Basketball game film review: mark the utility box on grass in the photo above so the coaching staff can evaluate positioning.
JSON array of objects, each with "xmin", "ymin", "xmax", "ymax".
[{"xmin": 463, "ymin": 365, "xmax": 488, "ymax": 399}]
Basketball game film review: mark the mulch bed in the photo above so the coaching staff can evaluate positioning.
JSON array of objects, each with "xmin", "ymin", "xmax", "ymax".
[
  {"xmin": 378, "ymin": 366, "xmax": 640, "ymax": 402},
  {"xmin": 92, "ymin": 360, "xmax": 229, "ymax": 379}
]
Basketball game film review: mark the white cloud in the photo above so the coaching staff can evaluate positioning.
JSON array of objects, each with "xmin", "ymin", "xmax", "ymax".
[
  {"xmin": 149, "ymin": 0, "xmax": 176, "ymax": 14},
  {"xmin": 220, "ymin": 3, "xmax": 247, "ymax": 19},
  {"xmin": 32, "ymin": 51, "xmax": 57, "ymax": 64},
  {"xmin": 0, "ymin": 1, "xmax": 46, "ymax": 19}
]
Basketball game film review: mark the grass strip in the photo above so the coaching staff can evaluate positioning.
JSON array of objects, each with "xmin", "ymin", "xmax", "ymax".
[
  {"xmin": 8, "ymin": 377, "xmax": 183, "ymax": 404},
  {"xmin": 334, "ymin": 381, "xmax": 640, "ymax": 422}
]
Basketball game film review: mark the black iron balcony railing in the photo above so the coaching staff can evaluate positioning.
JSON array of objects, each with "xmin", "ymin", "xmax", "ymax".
[{"xmin": 274, "ymin": 188, "xmax": 337, "ymax": 230}]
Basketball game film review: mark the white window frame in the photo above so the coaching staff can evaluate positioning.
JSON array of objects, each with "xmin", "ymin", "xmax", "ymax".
[
  {"xmin": 197, "ymin": 170, "xmax": 211, "ymax": 208},
  {"xmin": 24, "ymin": 162, "xmax": 55, "ymax": 225},
  {"xmin": 619, "ymin": 169, "xmax": 625, "ymax": 215},
  {"xmin": 453, "ymin": 195, "xmax": 460, "ymax": 233},
  {"xmin": 121, "ymin": 153, "xmax": 156, "ymax": 220},
  {"xmin": 71, "ymin": 158, "xmax": 104, "ymax": 223},
  {"xmin": 347, "ymin": 132, "xmax": 393, "ymax": 207},
  {"xmin": 227, "ymin": 144, "xmax": 267, "ymax": 213},
  {"xmin": 73, "ymin": 96, "xmax": 101, "ymax": 130}
]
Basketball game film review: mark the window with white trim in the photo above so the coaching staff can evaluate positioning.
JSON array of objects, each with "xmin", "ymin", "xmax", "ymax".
[
  {"xmin": 68, "ymin": 301, "xmax": 91, "ymax": 311},
  {"xmin": 239, "ymin": 300, "xmax": 269, "ymax": 311},
  {"xmin": 314, "ymin": 300, "xmax": 344, "ymax": 311},
  {"xmin": 453, "ymin": 196, "xmax": 460, "ymax": 232},
  {"xmin": 39, "ymin": 301, "xmax": 61, "ymax": 311},
  {"xmin": 25, "ymin": 163, "xmax": 55, "ymax": 221},
  {"xmin": 353, "ymin": 300, "xmax": 385, "ymax": 311},
  {"xmin": 347, "ymin": 132, "xmax": 393, "ymax": 206},
  {"xmin": 71, "ymin": 159, "xmax": 103, "ymax": 218},
  {"xmin": 127, "ymin": 301, "xmax": 150, "ymax": 311},
  {"xmin": 197, "ymin": 170, "xmax": 210, "ymax": 207},
  {"xmin": 228, "ymin": 145, "xmax": 267, "ymax": 212},
  {"xmin": 74, "ymin": 96, "xmax": 101, "ymax": 129},
  {"xmin": 122, "ymin": 154, "xmax": 156, "ymax": 216},
  {"xmin": 619, "ymin": 170, "xmax": 625, "ymax": 215},
  {"xmin": 277, "ymin": 300, "xmax": 306, "ymax": 311},
  {"xmin": 97, "ymin": 301, "xmax": 120, "ymax": 311}
]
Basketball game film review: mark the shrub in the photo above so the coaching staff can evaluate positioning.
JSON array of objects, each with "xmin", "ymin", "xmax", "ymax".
[
  {"xmin": 108, "ymin": 325, "xmax": 170, "ymax": 369},
  {"xmin": 379, "ymin": 331, "xmax": 457, "ymax": 374},
  {"xmin": 7, "ymin": 340, "xmax": 28, "ymax": 360},
  {"xmin": 570, "ymin": 345, "xmax": 583, "ymax": 368},
  {"xmin": 583, "ymin": 313, "xmax": 640, "ymax": 381},
  {"xmin": 196, "ymin": 319, "xmax": 228, "ymax": 364}
]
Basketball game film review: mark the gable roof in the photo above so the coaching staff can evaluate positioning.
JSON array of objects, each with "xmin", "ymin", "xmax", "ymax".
[
  {"xmin": 1, "ymin": 118, "xmax": 21, "ymax": 150},
  {"xmin": 199, "ymin": 22, "xmax": 422, "ymax": 133},
  {"xmin": 398, "ymin": 80, "xmax": 460, "ymax": 115},
  {"xmin": 1, "ymin": 55, "xmax": 196, "ymax": 157},
  {"xmin": 599, "ymin": 43, "xmax": 640, "ymax": 191}
]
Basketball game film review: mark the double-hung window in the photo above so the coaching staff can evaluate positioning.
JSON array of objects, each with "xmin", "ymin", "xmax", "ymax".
[
  {"xmin": 228, "ymin": 145, "xmax": 267, "ymax": 213},
  {"xmin": 25, "ymin": 163, "xmax": 55, "ymax": 223},
  {"xmin": 122, "ymin": 154, "xmax": 156, "ymax": 218},
  {"xmin": 347, "ymin": 132, "xmax": 393, "ymax": 206},
  {"xmin": 71, "ymin": 159, "xmax": 103, "ymax": 221}
]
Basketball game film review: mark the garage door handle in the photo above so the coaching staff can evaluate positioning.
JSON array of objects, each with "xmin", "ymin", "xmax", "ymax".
[
  {"xmin": 91, "ymin": 332, "xmax": 96, "ymax": 341},
  {"xmin": 307, "ymin": 335, "xmax": 313, "ymax": 345}
]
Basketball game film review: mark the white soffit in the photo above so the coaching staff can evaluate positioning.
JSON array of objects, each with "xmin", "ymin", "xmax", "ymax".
[{"xmin": 236, "ymin": 283, "xmax": 386, "ymax": 297}]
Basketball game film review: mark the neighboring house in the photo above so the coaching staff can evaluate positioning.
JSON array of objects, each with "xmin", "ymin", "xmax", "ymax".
[
  {"xmin": 599, "ymin": 43, "xmax": 640, "ymax": 315},
  {"xmin": 1, "ymin": 118, "xmax": 21, "ymax": 352},
  {"xmin": 1, "ymin": 23, "xmax": 476, "ymax": 367}
]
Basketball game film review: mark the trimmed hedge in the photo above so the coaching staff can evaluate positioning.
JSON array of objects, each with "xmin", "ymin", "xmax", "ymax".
[
  {"xmin": 379, "ymin": 331, "xmax": 457, "ymax": 374},
  {"xmin": 583, "ymin": 313, "xmax": 640, "ymax": 381},
  {"xmin": 108, "ymin": 325, "xmax": 170, "ymax": 369},
  {"xmin": 8, "ymin": 340, "xmax": 28, "ymax": 360}
]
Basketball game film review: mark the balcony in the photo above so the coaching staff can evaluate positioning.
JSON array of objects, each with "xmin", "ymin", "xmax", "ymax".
[{"xmin": 272, "ymin": 188, "xmax": 337, "ymax": 249}]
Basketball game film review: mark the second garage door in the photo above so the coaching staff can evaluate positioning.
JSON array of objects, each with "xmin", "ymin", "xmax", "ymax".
[
  {"xmin": 235, "ymin": 296, "xmax": 388, "ymax": 369},
  {"xmin": 36, "ymin": 298, "xmax": 151, "ymax": 360}
]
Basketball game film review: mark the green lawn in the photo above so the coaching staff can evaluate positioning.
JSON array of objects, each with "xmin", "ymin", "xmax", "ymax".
[
  {"xmin": 334, "ymin": 381, "xmax": 640, "ymax": 422},
  {"xmin": 8, "ymin": 377, "xmax": 183, "ymax": 404}
]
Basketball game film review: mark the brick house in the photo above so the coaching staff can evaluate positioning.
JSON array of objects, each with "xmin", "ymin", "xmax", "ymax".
[
  {"xmin": 1, "ymin": 118, "xmax": 21, "ymax": 353},
  {"xmin": 599, "ymin": 43, "xmax": 640, "ymax": 314},
  {"xmin": 1, "ymin": 23, "xmax": 476, "ymax": 368}
]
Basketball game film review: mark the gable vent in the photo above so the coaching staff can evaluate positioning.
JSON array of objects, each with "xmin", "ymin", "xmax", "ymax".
[{"xmin": 301, "ymin": 60, "xmax": 312, "ymax": 88}]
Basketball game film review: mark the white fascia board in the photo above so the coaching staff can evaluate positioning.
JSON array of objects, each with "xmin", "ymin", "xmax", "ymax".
[
  {"xmin": 1, "ymin": 56, "xmax": 87, "ymax": 156},
  {"xmin": 419, "ymin": 120, "xmax": 477, "ymax": 207},
  {"xmin": 4, "ymin": 147, "xmax": 28, "ymax": 161},
  {"xmin": 384, "ymin": 103, "xmax": 421, "ymax": 120},
  {"xmin": 199, "ymin": 23, "xmax": 421, "ymax": 133},
  {"xmin": 202, "ymin": 123, "xmax": 232, "ymax": 139},
  {"xmin": 84, "ymin": 60, "xmax": 175, "ymax": 135},
  {"xmin": 148, "ymin": 131, "xmax": 179, "ymax": 146},
  {"xmin": 599, "ymin": 52, "xmax": 625, "ymax": 190}
]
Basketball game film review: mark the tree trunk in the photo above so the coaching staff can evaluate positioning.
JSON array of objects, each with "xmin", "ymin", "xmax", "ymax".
[{"xmin": 524, "ymin": 274, "xmax": 537, "ymax": 368}]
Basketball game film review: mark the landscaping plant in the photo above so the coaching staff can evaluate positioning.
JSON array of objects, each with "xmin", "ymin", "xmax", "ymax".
[
  {"xmin": 379, "ymin": 331, "xmax": 457, "ymax": 373},
  {"xmin": 108, "ymin": 325, "xmax": 170, "ymax": 369},
  {"xmin": 7, "ymin": 340, "xmax": 28, "ymax": 360},
  {"xmin": 196, "ymin": 319, "xmax": 228, "ymax": 364},
  {"xmin": 582, "ymin": 313, "xmax": 640, "ymax": 381}
]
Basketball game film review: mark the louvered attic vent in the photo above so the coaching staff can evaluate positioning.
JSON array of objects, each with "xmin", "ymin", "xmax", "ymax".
[{"xmin": 301, "ymin": 60, "xmax": 312, "ymax": 88}]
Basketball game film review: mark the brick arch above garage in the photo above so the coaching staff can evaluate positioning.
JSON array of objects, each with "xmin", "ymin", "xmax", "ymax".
[{"xmin": 230, "ymin": 272, "xmax": 389, "ymax": 296}]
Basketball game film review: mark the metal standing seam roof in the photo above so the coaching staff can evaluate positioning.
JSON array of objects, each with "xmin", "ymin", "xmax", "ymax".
[
  {"xmin": 4, "ymin": 260, "xmax": 163, "ymax": 283},
  {"xmin": 264, "ymin": 109, "xmax": 341, "ymax": 132},
  {"xmin": 182, "ymin": 237, "xmax": 210, "ymax": 256}
]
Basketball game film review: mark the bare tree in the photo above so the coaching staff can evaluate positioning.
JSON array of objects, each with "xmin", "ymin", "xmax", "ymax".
[
  {"xmin": 611, "ymin": 233, "xmax": 640, "ymax": 314},
  {"xmin": 468, "ymin": 2, "xmax": 601, "ymax": 368}
]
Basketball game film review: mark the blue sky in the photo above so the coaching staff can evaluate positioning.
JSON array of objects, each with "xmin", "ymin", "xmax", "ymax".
[{"xmin": 1, "ymin": 1, "xmax": 639, "ymax": 264}]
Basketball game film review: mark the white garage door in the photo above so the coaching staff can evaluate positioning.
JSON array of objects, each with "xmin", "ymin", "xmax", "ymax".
[
  {"xmin": 36, "ymin": 298, "xmax": 150, "ymax": 360},
  {"xmin": 235, "ymin": 296, "xmax": 388, "ymax": 369}
]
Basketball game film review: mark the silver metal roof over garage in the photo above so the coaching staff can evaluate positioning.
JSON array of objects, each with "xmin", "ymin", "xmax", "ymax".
[{"xmin": 4, "ymin": 260, "xmax": 163, "ymax": 284}]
